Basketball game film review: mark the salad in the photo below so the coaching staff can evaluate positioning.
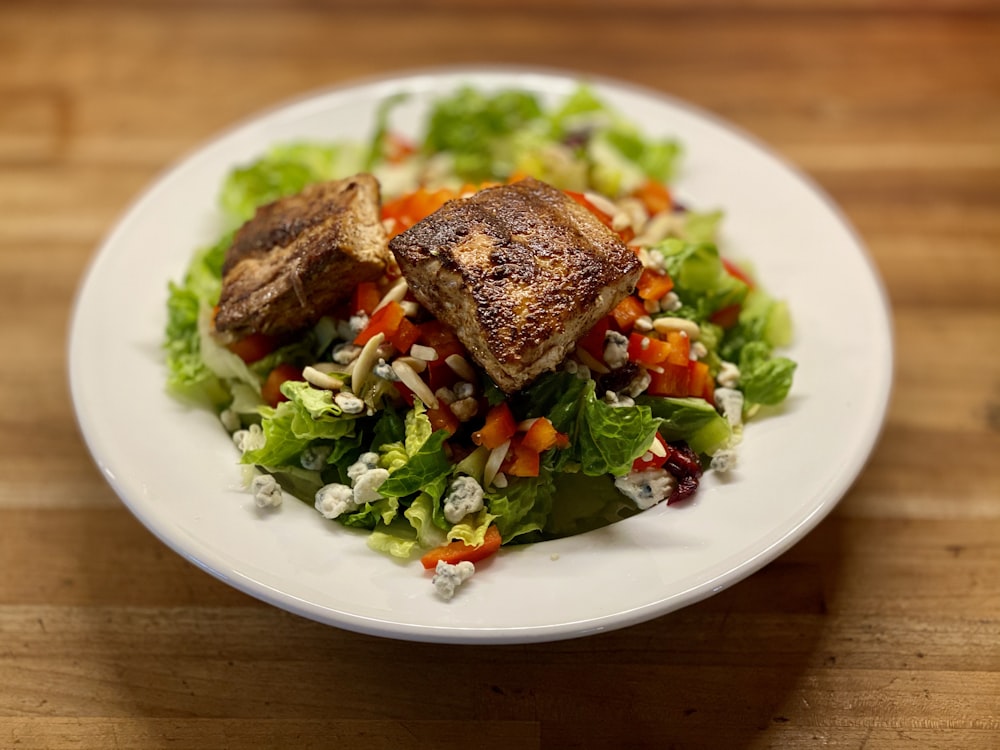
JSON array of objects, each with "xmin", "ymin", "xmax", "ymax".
[{"xmin": 164, "ymin": 84, "xmax": 796, "ymax": 599}]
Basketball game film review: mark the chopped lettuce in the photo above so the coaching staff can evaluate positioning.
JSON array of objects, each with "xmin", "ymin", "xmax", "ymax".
[
  {"xmin": 486, "ymin": 470, "xmax": 557, "ymax": 543},
  {"xmin": 219, "ymin": 142, "xmax": 362, "ymax": 227},
  {"xmin": 654, "ymin": 239, "xmax": 749, "ymax": 321},
  {"xmin": 520, "ymin": 372, "xmax": 659, "ymax": 476},
  {"xmin": 164, "ymin": 234, "xmax": 231, "ymax": 406},
  {"xmin": 738, "ymin": 342, "xmax": 797, "ymax": 408},
  {"xmin": 635, "ymin": 396, "xmax": 732, "ymax": 456}
]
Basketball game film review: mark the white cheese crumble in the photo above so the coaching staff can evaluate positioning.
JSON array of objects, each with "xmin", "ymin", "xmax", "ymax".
[
  {"xmin": 614, "ymin": 468, "xmax": 676, "ymax": 510},
  {"xmin": 251, "ymin": 474, "xmax": 283, "ymax": 509},
  {"xmin": 442, "ymin": 476, "xmax": 485, "ymax": 524},
  {"xmin": 432, "ymin": 560, "xmax": 475, "ymax": 600}
]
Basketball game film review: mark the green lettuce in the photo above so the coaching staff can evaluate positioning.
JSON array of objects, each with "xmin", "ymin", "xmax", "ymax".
[
  {"xmin": 163, "ymin": 234, "xmax": 230, "ymax": 404},
  {"xmin": 219, "ymin": 142, "xmax": 362, "ymax": 226},
  {"xmin": 242, "ymin": 382, "xmax": 357, "ymax": 468},
  {"xmin": 521, "ymin": 373, "xmax": 659, "ymax": 477},
  {"xmin": 424, "ymin": 87, "xmax": 545, "ymax": 181},
  {"xmin": 486, "ymin": 469, "xmax": 557, "ymax": 542},
  {"xmin": 654, "ymin": 239, "xmax": 749, "ymax": 321},
  {"xmin": 635, "ymin": 395, "xmax": 732, "ymax": 455},
  {"xmin": 738, "ymin": 342, "xmax": 797, "ymax": 408}
]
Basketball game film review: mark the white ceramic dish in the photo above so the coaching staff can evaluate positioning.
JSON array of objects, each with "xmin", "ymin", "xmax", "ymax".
[{"xmin": 69, "ymin": 68, "xmax": 892, "ymax": 644}]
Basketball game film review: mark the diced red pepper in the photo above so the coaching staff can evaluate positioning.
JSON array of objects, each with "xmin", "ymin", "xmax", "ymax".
[
  {"xmin": 418, "ymin": 320, "xmax": 461, "ymax": 349},
  {"xmin": 710, "ymin": 303, "xmax": 741, "ymax": 329},
  {"xmin": 261, "ymin": 363, "xmax": 303, "ymax": 408},
  {"xmin": 578, "ymin": 316, "xmax": 612, "ymax": 362},
  {"xmin": 354, "ymin": 300, "xmax": 405, "ymax": 346},
  {"xmin": 647, "ymin": 362, "xmax": 691, "ymax": 398},
  {"xmin": 722, "ymin": 258, "xmax": 755, "ymax": 288},
  {"xmin": 664, "ymin": 330, "xmax": 691, "ymax": 366},
  {"xmin": 472, "ymin": 402, "xmax": 517, "ymax": 450},
  {"xmin": 636, "ymin": 268, "xmax": 674, "ymax": 301},
  {"xmin": 426, "ymin": 402, "xmax": 459, "ymax": 436},
  {"xmin": 392, "ymin": 380, "xmax": 416, "ymax": 406},
  {"xmin": 628, "ymin": 332, "xmax": 672, "ymax": 367},
  {"xmin": 632, "ymin": 433, "xmax": 670, "ymax": 472},
  {"xmin": 631, "ymin": 179, "xmax": 672, "ymax": 215},
  {"xmin": 688, "ymin": 360, "xmax": 714, "ymax": 404},
  {"xmin": 388, "ymin": 316, "xmax": 420, "ymax": 354},
  {"xmin": 610, "ymin": 295, "xmax": 647, "ymax": 332},
  {"xmin": 502, "ymin": 435, "xmax": 541, "ymax": 477},
  {"xmin": 381, "ymin": 187, "xmax": 456, "ymax": 237},
  {"xmin": 420, "ymin": 525, "xmax": 503, "ymax": 570},
  {"xmin": 521, "ymin": 417, "xmax": 567, "ymax": 454},
  {"xmin": 226, "ymin": 332, "xmax": 278, "ymax": 364},
  {"xmin": 351, "ymin": 281, "xmax": 381, "ymax": 316}
]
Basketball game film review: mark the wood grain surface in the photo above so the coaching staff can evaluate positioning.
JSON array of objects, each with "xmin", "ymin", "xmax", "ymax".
[{"xmin": 1, "ymin": 1, "xmax": 998, "ymax": 747}]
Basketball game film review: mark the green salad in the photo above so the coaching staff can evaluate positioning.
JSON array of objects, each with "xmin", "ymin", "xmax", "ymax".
[{"xmin": 164, "ymin": 84, "xmax": 796, "ymax": 598}]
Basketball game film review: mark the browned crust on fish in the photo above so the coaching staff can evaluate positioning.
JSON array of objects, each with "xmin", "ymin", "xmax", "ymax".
[
  {"xmin": 389, "ymin": 177, "xmax": 642, "ymax": 392},
  {"xmin": 214, "ymin": 174, "xmax": 388, "ymax": 341}
]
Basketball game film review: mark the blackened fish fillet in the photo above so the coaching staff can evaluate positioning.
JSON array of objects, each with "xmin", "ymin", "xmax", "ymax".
[
  {"xmin": 389, "ymin": 177, "xmax": 642, "ymax": 393},
  {"xmin": 214, "ymin": 174, "xmax": 388, "ymax": 341}
]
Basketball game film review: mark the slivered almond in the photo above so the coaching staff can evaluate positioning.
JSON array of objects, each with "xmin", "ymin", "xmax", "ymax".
[
  {"xmin": 652, "ymin": 317, "xmax": 700, "ymax": 339},
  {"xmin": 350, "ymin": 332, "xmax": 385, "ymax": 396},
  {"xmin": 391, "ymin": 359, "xmax": 439, "ymax": 408},
  {"xmin": 484, "ymin": 439, "xmax": 511, "ymax": 488},
  {"xmin": 302, "ymin": 366, "xmax": 345, "ymax": 391},
  {"xmin": 444, "ymin": 353, "xmax": 477, "ymax": 382},
  {"xmin": 372, "ymin": 277, "xmax": 408, "ymax": 313}
]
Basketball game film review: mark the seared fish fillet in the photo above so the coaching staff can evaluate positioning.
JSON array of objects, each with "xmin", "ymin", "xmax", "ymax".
[
  {"xmin": 214, "ymin": 174, "xmax": 388, "ymax": 341},
  {"xmin": 389, "ymin": 177, "xmax": 642, "ymax": 393}
]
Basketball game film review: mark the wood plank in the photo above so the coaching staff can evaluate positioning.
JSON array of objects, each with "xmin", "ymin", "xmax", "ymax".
[{"xmin": 0, "ymin": 718, "xmax": 540, "ymax": 750}]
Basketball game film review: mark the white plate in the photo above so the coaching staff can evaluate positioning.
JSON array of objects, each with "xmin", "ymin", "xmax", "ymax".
[{"xmin": 69, "ymin": 67, "xmax": 892, "ymax": 643}]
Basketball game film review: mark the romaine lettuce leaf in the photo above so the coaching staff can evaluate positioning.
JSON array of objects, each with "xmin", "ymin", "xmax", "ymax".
[
  {"xmin": 654, "ymin": 239, "xmax": 749, "ymax": 321},
  {"xmin": 635, "ymin": 395, "xmax": 732, "ymax": 455},
  {"xmin": 522, "ymin": 373, "xmax": 658, "ymax": 477},
  {"xmin": 219, "ymin": 142, "xmax": 361, "ymax": 226},
  {"xmin": 738, "ymin": 342, "xmax": 797, "ymax": 407},
  {"xmin": 447, "ymin": 508, "xmax": 497, "ymax": 546},
  {"xmin": 377, "ymin": 430, "xmax": 451, "ymax": 499},
  {"xmin": 424, "ymin": 87, "xmax": 545, "ymax": 181},
  {"xmin": 366, "ymin": 517, "xmax": 420, "ymax": 559},
  {"xmin": 486, "ymin": 470, "xmax": 556, "ymax": 542},
  {"xmin": 163, "ymin": 234, "xmax": 230, "ymax": 404},
  {"xmin": 242, "ymin": 384, "xmax": 356, "ymax": 468}
]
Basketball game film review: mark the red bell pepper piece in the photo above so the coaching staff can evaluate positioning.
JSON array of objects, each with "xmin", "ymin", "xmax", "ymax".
[
  {"xmin": 647, "ymin": 362, "xmax": 691, "ymax": 398},
  {"xmin": 636, "ymin": 268, "xmax": 674, "ymax": 301},
  {"xmin": 420, "ymin": 525, "xmax": 503, "ymax": 570},
  {"xmin": 426, "ymin": 402, "xmax": 460, "ymax": 436},
  {"xmin": 610, "ymin": 295, "xmax": 647, "ymax": 332},
  {"xmin": 520, "ymin": 417, "xmax": 567, "ymax": 454},
  {"xmin": 351, "ymin": 281, "xmax": 381, "ymax": 316},
  {"xmin": 261, "ymin": 363, "xmax": 303, "ymax": 408},
  {"xmin": 472, "ymin": 402, "xmax": 517, "ymax": 450},
  {"xmin": 226, "ymin": 332, "xmax": 278, "ymax": 364},
  {"xmin": 627, "ymin": 332, "xmax": 672, "ymax": 367},
  {"xmin": 354, "ymin": 300, "xmax": 405, "ymax": 346},
  {"xmin": 578, "ymin": 316, "xmax": 612, "ymax": 363},
  {"xmin": 502, "ymin": 435, "xmax": 541, "ymax": 477},
  {"xmin": 631, "ymin": 179, "xmax": 673, "ymax": 216},
  {"xmin": 664, "ymin": 330, "xmax": 690, "ymax": 366},
  {"xmin": 632, "ymin": 433, "xmax": 669, "ymax": 472}
]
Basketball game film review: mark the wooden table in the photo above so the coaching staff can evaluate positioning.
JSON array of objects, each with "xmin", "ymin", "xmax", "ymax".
[{"xmin": 2, "ymin": 1, "xmax": 998, "ymax": 747}]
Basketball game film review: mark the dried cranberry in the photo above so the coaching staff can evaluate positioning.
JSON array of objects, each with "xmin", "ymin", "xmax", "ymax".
[
  {"xmin": 597, "ymin": 361, "xmax": 640, "ymax": 395},
  {"xmin": 664, "ymin": 441, "xmax": 702, "ymax": 504}
]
